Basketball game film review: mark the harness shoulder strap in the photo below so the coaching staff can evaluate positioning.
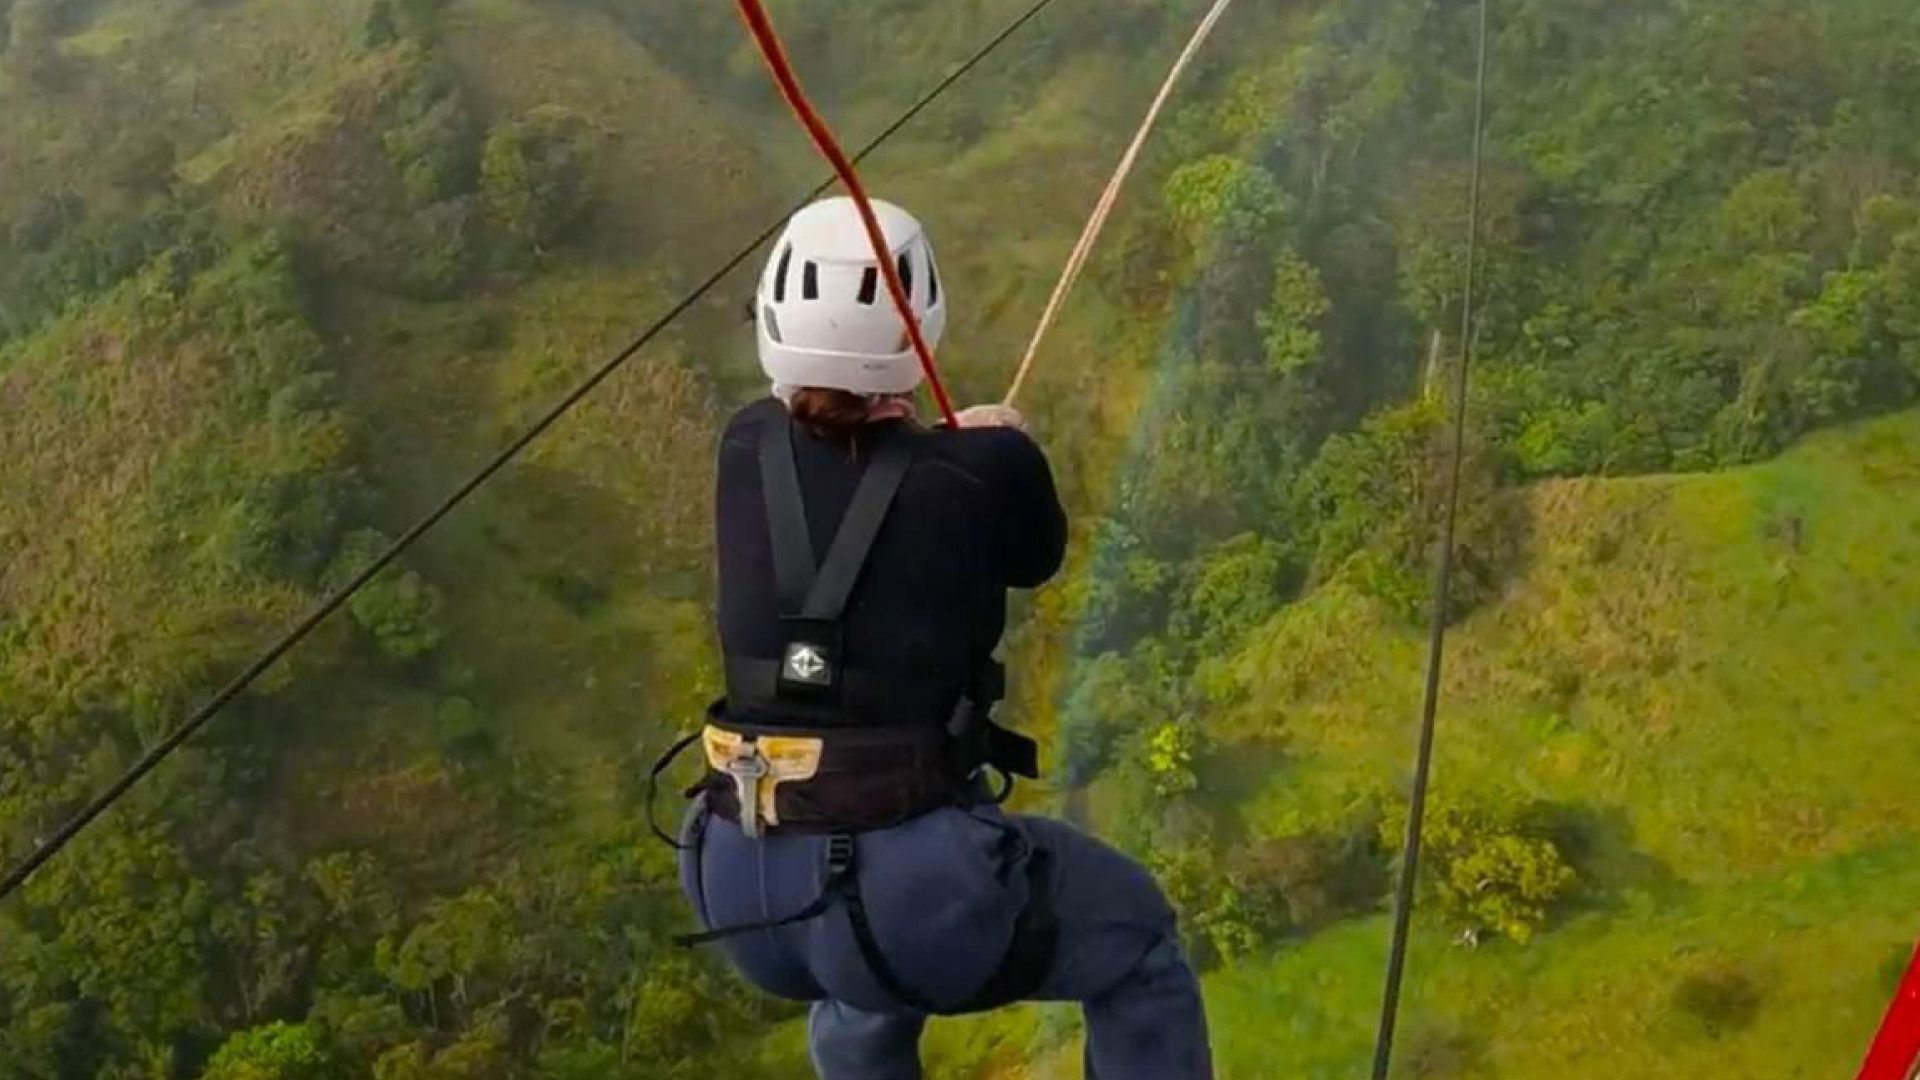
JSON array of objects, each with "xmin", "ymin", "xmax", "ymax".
[
  {"xmin": 756, "ymin": 419, "xmax": 915, "ymax": 620},
  {"xmin": 804, "ymin": 432, "xmax": 913, "ymax": 620},
  {"xmin": 759, "ymin": 417, "xmax": 816, "ymax": 613}
]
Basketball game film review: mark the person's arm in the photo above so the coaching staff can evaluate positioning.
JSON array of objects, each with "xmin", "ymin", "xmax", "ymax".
[{"xmin": 989, "ymin": 428, "xmax": 1068, "ymax": 588}]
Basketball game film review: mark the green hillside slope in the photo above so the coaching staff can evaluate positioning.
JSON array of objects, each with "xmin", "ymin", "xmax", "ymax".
[
  {"xmin": 1159, "ymin": 410, "xmax": 1920, "ymax": 1078},
  {"xmin": 1224, "ymin": 410, "xmax": 1920, "ymax": 882},
  {"xmin": 914, "ymin": 410, "xmax": 1920, "ymax": 1079}
]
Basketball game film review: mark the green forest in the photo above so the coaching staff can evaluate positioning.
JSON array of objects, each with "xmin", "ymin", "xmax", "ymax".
[{"xmin": 2, "ymin": 0, "xmax": 1918, "ymax": 1076}]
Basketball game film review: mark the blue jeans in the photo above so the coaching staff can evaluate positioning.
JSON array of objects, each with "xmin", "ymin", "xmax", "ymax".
[{"xmin": 680, "ymin": 801, "xmax": 1213, "ymax": 1080}]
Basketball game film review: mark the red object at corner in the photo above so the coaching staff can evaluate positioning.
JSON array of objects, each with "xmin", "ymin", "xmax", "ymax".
[{"xmin": 1859, "ymin": 936, "xmax": 1920, "ymax": 1080}]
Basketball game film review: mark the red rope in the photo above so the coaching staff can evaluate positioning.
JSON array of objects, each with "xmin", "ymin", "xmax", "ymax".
[
  {"xmin": 1858, "ymin": 935, "xmax": 1920, "ymax": 1080},
  {"xmin": 733, "ymin": 0, "xmax": 961, "ymax": 429}
]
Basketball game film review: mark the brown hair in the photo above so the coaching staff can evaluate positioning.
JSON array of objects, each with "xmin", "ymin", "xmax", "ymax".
[{"xmin": 790, "ymin": 388, "xmax": 880, "ymax": 448}]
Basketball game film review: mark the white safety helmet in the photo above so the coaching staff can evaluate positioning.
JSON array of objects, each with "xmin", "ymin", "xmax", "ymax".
[{"xmin": 756, "ymin": 196, "xmax": 947, "ymax": 396}]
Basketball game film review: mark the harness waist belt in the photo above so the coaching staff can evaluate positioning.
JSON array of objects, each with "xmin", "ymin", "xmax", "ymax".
[{"xmin": 698, "ymin": 719, "xmax": 972, "ymax": 835}]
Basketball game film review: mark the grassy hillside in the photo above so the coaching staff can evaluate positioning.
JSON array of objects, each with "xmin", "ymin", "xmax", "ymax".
[
  {"xmin": 1222, "ymin": 411, "xmax": 1920, "ymax": 881},
  {"xmin": 1124, "ymin": 410, "xmax": 1920, "ymax": 1078},
  {"xmin": 0, "ymin": 235, "xmax": 355, "ymax": 812},
  {"xmin": 910, "ymin": 409, "xmax": 1920, "ymax": 1079}
]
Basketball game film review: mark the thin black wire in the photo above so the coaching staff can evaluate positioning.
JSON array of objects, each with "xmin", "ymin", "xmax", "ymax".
[
  {"xmin": 0, "ymin": 0, "xmax": 1067, "ymax": 905},
  {"xmin": 1369, "ymin": 0, "xmax": 1491, "ymax": 1075}
]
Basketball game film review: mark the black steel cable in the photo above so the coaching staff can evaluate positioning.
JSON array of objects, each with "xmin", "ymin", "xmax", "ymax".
[
  {"xmin": 1369, "ymin": 0, "xmax": 1492, "ymax": 1074},
  {"xmin": 0, "ymin": 0, "xmax": 1068, "ymax": 904}
]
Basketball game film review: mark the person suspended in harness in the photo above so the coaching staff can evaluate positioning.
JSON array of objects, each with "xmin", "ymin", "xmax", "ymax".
[{"xmin": 657, "ymin": 196, "xmax": 1214, "ymax": 1080}]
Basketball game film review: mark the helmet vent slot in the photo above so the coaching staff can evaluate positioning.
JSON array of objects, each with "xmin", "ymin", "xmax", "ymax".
[
  {"xmin": 772, "ymin": 245, "xmax": 793, "ymax": 304},
  {"xmin": 857, "ymin": 267, "xmax": 879, "ymax": 305},
  {"xmin": 763, "ymin": 306, "xmax": 783, "ymax": 344},
  {"xmin": 896, "ymin": 253, "xmax": 915, "ymax": 303},
  {"xmin": 802, "ymin": 261, "xmax": 820, "ymax": 301}
]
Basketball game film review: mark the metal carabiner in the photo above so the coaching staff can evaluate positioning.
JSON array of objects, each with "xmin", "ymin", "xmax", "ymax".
[{"xmin": 725, "ymin": 741, "xmax": 772, "ymax": 839}]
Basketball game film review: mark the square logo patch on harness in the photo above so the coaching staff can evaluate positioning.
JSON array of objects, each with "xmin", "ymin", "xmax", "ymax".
[{"xmin": 782, "ymin": 641, "xmax": 836, "ymax": 688}]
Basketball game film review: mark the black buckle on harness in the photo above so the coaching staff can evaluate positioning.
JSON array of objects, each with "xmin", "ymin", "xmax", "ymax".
[
  {"xmin": 985, "ymin": 721, "xmax": 1041, "ymax": 780},
  {"xmin": 826, "ymin": 833, "xmax": 856, "ymax": 878},
  {"xmin": 949, "ymin": 694, "xmax": 1040, "ymax": 787}
]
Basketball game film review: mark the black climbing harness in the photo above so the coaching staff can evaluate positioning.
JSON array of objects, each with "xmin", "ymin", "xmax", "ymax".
[
  {"xmin": 648, "ymin": 418, "xmax": 1038, "ymax": 832},
  {"xmin": 650, "ymin": 415, "xmax": 1053, "ymax": 1013},
  {"xmin": 646, "ymin": 418, "xmax": 1035, "ymax": 841}
]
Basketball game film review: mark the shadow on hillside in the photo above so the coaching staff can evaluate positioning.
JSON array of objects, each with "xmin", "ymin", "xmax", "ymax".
[{"xmin": 1526, "ymin": 798, "xmax": 1682, "ymax": 914}]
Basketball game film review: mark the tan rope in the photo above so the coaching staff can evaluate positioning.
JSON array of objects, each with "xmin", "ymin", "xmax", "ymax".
[{"xmin": 1002, "ymin": 0, "xmax": 1243, "ymax": 406}]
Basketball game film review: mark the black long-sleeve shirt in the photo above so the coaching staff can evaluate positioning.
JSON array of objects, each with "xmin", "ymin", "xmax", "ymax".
[{"xmin": 715, "ymin": 398, "xmax": 1067, "ymax": 726}]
